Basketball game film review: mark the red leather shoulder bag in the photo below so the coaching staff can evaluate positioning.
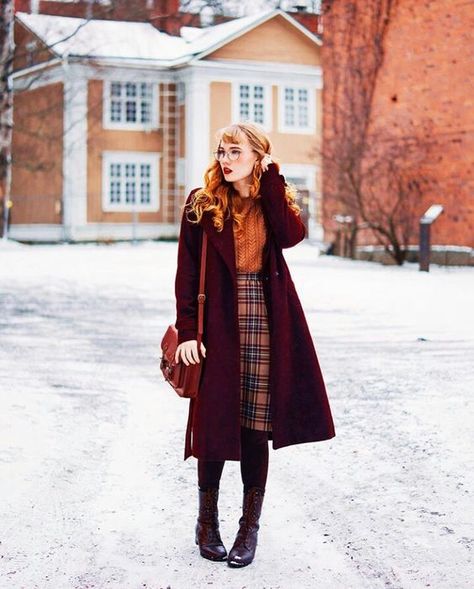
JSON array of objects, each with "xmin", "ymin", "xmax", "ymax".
[{"xmin": 160, "ymin": 232, "xmax": 208, "ymax": 398}]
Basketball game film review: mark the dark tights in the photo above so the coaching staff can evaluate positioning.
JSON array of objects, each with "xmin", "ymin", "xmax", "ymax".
[{"xmin": 198, "ymin": 427, "xmax": 269, "ymax": 492}]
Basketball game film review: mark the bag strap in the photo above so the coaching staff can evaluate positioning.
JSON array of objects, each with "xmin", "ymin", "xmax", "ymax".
[{"xmin": 196, "ymin": 231, "xmax": 208, "ymax": 350}]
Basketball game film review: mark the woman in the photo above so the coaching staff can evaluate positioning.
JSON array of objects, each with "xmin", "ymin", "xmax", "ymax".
[{"xmin": 173, "ymin": 122, "xmax": 335, "ymax": 568}]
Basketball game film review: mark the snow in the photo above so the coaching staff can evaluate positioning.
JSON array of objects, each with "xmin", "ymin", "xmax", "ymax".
[
  {"xmin": 179, "ymin": 26, "xmax": 205, "ymax": 42},
  {"xmin": 0, "ymin": 240, "xmax": 473, "ymax": 588},
  {"xmin": 16, "ymin": 12, "xmax": 188, "ymax": 62}
]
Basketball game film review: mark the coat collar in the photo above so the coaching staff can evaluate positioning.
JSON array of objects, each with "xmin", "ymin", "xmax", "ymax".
[
  {"xmin": 200, "ymin": 211, "xmax": 237, "ymax": 281},
  {"xmin": 200, "ymin": 208, "xmax": 273, "ymax": 281}
]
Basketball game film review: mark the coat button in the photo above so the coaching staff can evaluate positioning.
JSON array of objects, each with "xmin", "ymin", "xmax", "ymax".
[{"xmin": 275, "ymin": 271, "xmax": 279, "ymax": 276}]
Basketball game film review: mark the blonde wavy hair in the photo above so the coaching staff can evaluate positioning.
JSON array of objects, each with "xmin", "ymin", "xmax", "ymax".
[{"xmin": 184, "ymin": 122, "xmax": 300, "ymax": 236}]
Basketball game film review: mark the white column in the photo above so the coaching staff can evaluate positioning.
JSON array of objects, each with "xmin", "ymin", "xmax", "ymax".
[
  {"xmin": 62, "ymin": 63, "xmax": 88, "ymax": 240},
  {"xmin": 184, "ymin": 69, "xmax": 210, "ymax": 198}
]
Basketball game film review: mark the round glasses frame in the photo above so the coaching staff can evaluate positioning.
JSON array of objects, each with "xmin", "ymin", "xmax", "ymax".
[{"xmin": 213, "ymin": 148, "xmax": 242, "ymax": 162}]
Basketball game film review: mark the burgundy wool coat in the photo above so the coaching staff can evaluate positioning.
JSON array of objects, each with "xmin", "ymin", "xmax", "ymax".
[{"xmin": 175, "ymin": 163, "xmax": 335, "ymax": 461}]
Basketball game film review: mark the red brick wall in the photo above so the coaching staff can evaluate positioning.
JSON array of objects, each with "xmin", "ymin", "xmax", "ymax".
[
  {"xmin": 322, "ymin": 0, "xmax": 474, "ymax": 249},
  {"xmin": 14, "ymin": 0, "xmax": 30, "ymax": 12},
  {"xmin": 29, "ymin": 0, "xmax": 178, "ymax": 22}
]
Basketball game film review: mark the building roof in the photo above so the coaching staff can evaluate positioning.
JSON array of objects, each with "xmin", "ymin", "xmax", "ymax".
[
  {"xmin": 15, "ymin": 9, "xmax": 321, "ymax": 68},
  {"xmin": 16, "ymin": 12, "xmax": 187, "ymax": 63}
]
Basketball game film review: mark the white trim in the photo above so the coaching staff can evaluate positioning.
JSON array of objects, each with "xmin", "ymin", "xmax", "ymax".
[
  {"xmin": 13, "ymin": 59, "xmax": 322, "ymax": 96},
  {"xmin": 192, "ymin": 60, "xmax": 322, "ymax": 88},
  {"xmin": 62, "ymin": 64, "xmax": 88, "ymax": 238},
  {"xmin": 102, "ymin": 80, "xmax": 159, "ymax": 131},
  {"xmin": 278, "ymin": 85, "xmax": 316, "ymax": 135},
  {"xmin": 232, "ymin": 82, "xmax": 272, "ymax": 132},
  {"xmin": 194, "ymin": 59, "xmax": 322, "ymax": 78},
  {"xmin": 75, "ymin": 57, "xmax": 180, "ymax": 69},
  {"xmin": 13, "ymin": 61, "xmax": 177, "ymax": 93},
  {"xmin": 177, "ymin": 157, "xmax": 186, "ymax": 186},
  {"xmin": 12, "ymin": 58, "xmax": 63, "ymax": 84},
  {"xmin": 70, "ymin": 222, "xmax": 178, "ymax": 241},
  {"xmin": 177, "ymin": 80, "xmax": 185, "ymax": 105},
  {"xmin": 101, "ymin": 151, "xmax": 161, "ymax": 212},
  {"xmin": 8, "ymin": 224, "xmax": 64, "ymax": 242},
  {"xmin": 184, "ymin": 70, "xmax": 210, "ymax": 195},
  {"xmin": 8, "ymin": 222, "xmax": 179, "ymax": 242},
  {"xmin": 91, "ymin": 66, "xmax": 174, "ymax": 83}
]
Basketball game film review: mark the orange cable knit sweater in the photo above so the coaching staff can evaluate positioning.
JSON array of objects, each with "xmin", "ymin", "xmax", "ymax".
[{"xmin": 232, "ymin": 196, "xmax": 267, "ymax": 272}]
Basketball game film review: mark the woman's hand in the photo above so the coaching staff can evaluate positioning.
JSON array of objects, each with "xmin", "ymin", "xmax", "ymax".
[
  {"xmin": 260, "ymin": 154, "xmax": 273, "ymax": 172},
  {"xmin": 175, "ymin": 340, "xmax": 206, "ymax": 366}
]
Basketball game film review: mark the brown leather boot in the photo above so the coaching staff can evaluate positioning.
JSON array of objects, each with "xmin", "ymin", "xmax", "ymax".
[
  {"xmin": 195, "ymin": 487, "xmax": 227, "ymax": 561},
  {"xmin": 227, "ymin": 487, "xmax": 265, "ymax": 568}
]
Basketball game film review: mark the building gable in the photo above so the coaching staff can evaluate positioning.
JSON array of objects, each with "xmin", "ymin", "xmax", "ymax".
[
  {"xmin": 14, "ymin": 20, "xmax": 58, "ymax": 72},
  {"xmin": 203, "ymin": 14, "xmax": 321, "ymax": 66}
]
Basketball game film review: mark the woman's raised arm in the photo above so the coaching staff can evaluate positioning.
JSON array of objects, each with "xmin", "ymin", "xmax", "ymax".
[{"xmin": 259, "ymin": 163, "xmax": 306, "ymax": 248}]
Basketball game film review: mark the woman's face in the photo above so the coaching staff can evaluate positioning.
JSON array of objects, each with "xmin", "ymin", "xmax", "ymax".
[{"xmin": 216, "ymin": 135, "xmax": 259, "ymax": 183}]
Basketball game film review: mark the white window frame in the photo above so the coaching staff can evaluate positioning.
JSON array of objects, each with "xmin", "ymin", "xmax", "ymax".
[
  {"xmin": 232, "ymin": 82, "xmax": 272, "ymax": 131},
  {"xmin": 102, "ymin": 80, "xmax": 159, "ymax": 131},
  {"xmin": 280, "ymin": 163, "xmax": 318, "ymax": 218},
  {"xmin": 101, "ymin": 151, "xmax": 161, "ymax": 213},
  {"xmin": 280, "ymin": 163, "xmax": 317, "ymax": 192},
  {"xmin": 278, "ymin": 85, "xmax": 316, "ymax": 135}
]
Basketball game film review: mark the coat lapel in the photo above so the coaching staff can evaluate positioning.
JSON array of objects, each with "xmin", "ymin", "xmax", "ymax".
[{"xmin": 200, "ymin": 211, "xmax": 237, "ymax": 282}]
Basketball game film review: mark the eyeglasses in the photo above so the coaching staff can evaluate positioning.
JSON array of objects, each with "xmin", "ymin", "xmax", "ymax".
[{"xmin": 213, "ymin": 148, "xmax": 242, "ymax": 162}]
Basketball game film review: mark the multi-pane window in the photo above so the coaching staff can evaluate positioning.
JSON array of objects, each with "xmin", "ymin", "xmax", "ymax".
[
  {"xmin": 106, "ymin": 81, "xmax": 156, "ymax": 128},
  {"xmin": 238, "ymin": 84, "xmax": 266, "ymax": 125},
  {"xmin": 280, "ymin": 86, "xmax": 314, "ymax": 132},
  {"xmin": 102, "ymin": 152, "xmax": 159, "ymax": 212}
]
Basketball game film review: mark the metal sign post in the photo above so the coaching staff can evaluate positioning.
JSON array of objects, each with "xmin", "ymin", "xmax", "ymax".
[{"xmin": 419, "ymin": 204, "xmax": 444, "ymax": 272}]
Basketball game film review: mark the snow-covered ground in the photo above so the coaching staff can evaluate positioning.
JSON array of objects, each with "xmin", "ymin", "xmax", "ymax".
[{"xmin": 0, "ymin": 240, "xmax": 472, "ymax": 589}]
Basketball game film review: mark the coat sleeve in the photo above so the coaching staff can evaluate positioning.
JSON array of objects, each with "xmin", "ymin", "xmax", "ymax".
[
  {"xmin": 259, "ymin": 163, "xmax": 306, "ymax": 248},
  {"xmin": 174, "ymin": 189, "xmax": 203, "ymax": 345}
]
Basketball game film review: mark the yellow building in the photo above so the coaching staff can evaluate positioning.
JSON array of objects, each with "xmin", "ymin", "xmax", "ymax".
[{"xmin": 11, "ymin": 9, "xmax": 323, "ymax": 242}]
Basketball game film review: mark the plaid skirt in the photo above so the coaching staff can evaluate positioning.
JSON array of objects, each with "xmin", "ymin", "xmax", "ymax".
[{"xmin": 237, "ymin": 271, "xmax": 272, "ymax": 432}]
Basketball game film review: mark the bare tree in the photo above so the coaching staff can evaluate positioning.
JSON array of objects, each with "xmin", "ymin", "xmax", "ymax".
[
  {"xmin": 319, "ymin": 0, "xmax": 435, "ymax": 265},
  {"xmin": 0, "ymin": 0, "xmax": 14, "ymax": 238},
  {"xmin": 346, "ymin": 124, "xmax": 435, "ymax": 265}
]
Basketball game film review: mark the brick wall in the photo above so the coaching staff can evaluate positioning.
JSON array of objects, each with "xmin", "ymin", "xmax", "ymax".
[{"xmin": 322, "ymin": 0, "xmax": 474, "ymax": 250}]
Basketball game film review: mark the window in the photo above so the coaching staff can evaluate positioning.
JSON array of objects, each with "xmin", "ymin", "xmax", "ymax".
[
  {"xmin": 102, "ymin": 151, "xmax": 160, "ymax": 212},
  {"xmin": 280, "ymin": 164, "xmax": 317, "ymax": 192},
  {"xmin": 281, "ymin": 163, "xmax": 319, "ymax": 223},
  {"xmin": 233, "ymin": 83, "xmax": 271, "ymax": 130},
  {"xmin": 279, "ymin": 86, "xmax": 315, "ymax": 134},
  {"xmin": 103, "ymin": 81, "xmax": 158, "ymax": 130}
]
